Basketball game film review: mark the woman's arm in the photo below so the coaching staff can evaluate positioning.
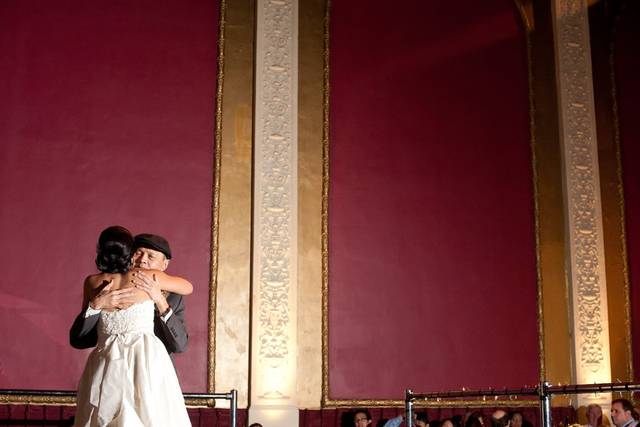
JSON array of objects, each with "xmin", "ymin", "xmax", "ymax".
[
  {"xmin": 133, "ymin": 270, "xmax": 193, "ymax": 295},
  {"xmin": 82, "ymin": 275, "xmax": 102, "ymax": 308}
]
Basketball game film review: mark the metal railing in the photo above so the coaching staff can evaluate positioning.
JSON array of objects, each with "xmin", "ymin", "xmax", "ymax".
[
  {"xmin": 405, "ymin": 382, "xmax": 640, "ymax": 427},
  {"xmin": 0, "ymin": 389, "xmax": 238, "ymax": 427}
]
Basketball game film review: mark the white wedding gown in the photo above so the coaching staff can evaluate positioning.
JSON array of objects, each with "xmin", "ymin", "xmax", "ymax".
[{"xmin": 74, "ymin": 299, "xmax": 191, "ymax": 427}]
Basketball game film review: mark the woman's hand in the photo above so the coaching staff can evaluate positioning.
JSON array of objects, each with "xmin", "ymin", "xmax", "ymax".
[
  {"xmin": 131, "ymin": 271, "xmax": 170, "ymax": 314},
  {"xmin": 89, "ymin": 280, "xmax": 136, "ymax": 311}
]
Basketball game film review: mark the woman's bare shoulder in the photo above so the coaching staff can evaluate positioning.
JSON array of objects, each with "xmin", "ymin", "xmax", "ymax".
[{"xmin": 84, "ymin": 273, "xmax": 122, "ymax": 289}]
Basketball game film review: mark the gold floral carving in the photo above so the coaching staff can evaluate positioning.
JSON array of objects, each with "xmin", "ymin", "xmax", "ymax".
[
  {"xmin": 253, "ymin": 0, "xmax": 298, "ymax": 401},
  {"xmin": 257, "ymin": 0, "xmax": 295, "ymax": 363},
  {"xmin": 553, "ymin": 0, "xmax": 610, "ymax": 377}
]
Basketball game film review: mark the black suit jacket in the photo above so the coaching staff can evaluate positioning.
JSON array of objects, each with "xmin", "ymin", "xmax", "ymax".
[{"xmin": 69, "ymin": 292, "xmax": 188, "ymax": 354}]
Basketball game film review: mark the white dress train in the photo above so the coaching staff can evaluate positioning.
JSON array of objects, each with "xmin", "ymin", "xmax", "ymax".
[{"xmin": 74, "ymin": 300, "xmax": 191, "ymax": 427}]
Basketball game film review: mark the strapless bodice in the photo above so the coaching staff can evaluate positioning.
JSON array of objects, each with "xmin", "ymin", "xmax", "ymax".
[{"xmin": 98, "ymin": 299, "xmax": 154, "ymax": 337}]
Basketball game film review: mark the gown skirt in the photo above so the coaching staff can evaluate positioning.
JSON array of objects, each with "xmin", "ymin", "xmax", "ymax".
[{"xmin": 74, "ymin": 300, "xmax": 191, "ymax": 427}]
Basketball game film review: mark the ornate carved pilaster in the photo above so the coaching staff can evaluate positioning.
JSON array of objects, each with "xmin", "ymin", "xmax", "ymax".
[
  {"xmin": 552, "ymin": 0, "xmax": 611, "ymax": 407},
  {"xmin": 251, "ymin": 0, "xmax": 299, "ymax": 425}
]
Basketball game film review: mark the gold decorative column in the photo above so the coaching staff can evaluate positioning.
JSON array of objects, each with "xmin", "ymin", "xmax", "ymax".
[
  {"xmin": 250, "ymin": 0, "xmax": 299, "ymax": 425},
  {"xmin": 297, "ymin": 0, "xmax": 325, "ymax": 410},
  {"xmin": 552, "ymin": 0, "xmax": 611, "ymax": 409},
  {"xmin": 214, "ymin": 0, "xmax": 255, "ymax": 409}
]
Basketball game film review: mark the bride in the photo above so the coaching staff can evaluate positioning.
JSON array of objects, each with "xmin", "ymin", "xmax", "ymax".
[{"xmin": 74, "ymin": 226, "xmax": 192, "ymax": 427}]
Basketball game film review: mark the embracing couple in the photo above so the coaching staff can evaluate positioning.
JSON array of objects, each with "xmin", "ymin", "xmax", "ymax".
[{"xmin": 69, "ymin": 226, "xmax": 192, "ymax": 427}]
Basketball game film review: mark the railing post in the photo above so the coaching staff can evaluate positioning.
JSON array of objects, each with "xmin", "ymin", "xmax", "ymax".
[
  {"xmin": 230, "ymin": 389, "xmax": 238, "ymax": 427},
  {"xmin": 406, "ymin": 389, "xmax": 413, "ymax": 427},
  {"xmin": 539, "ymin": 381, "xmax": 551, "ymax": 427}
]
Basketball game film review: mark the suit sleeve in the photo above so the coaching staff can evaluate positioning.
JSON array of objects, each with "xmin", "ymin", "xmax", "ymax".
[
  {"xmin": 154, "ymin": 293, "xmax": 189, "ymax": 354},
  {"xmin": 383, "ymin": 416, "xmax": 404, "ymax": 427},
  {"xmin": 69, "ymin": 308, "xmax": 99, "ymax": 349}
]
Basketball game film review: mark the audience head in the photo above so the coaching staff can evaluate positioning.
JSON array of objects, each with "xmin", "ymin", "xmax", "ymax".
[
  {"xmin": 586, "ymin": 404, "xmax": 603, "ymax": 427},
  {"xmin": 95, "ymin": 225, "xmax": 133, "ymax": 273},
  {"xmin": 442, "ymin": 419, "xmax": 455, "ymax": 427},
  {"xmin": 415, "ymin": 412, "xmax": 429, "ymax": 427},
  {"xmin": 354, "ymin": 409, "xmax": 372, "ymax": 427},
  {"xmin": 491, "ymin": 410, "xmax": 510, "ymax": 427},
  {"xmin": 466, "ymin": 412, "xmax": 485, "ymax": 427},
  {"xmin": 249, "ymin": 424, "xmax": 263, "ymax": 427},
  {"xmin": 510, "ymin": 412, "xmax": 523, "ymax": 427},
  {"xmin": 611, "ymin": 399, "xmax": 635, "ymax": 427}
]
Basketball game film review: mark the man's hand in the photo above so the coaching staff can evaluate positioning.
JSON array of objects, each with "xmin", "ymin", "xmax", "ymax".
[
  {"xmin": 89, "ymin": 281, "xmax": 136, "ymax": 311},
  {"xmin": 132, "ymin": 271, "xmax": 170, "ymax": 314}
]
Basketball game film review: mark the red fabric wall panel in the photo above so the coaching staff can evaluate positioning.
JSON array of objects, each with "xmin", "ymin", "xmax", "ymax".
[
  {"xmin": 615, "ymin": 2, "xmax": 640, "ymax": 381},
  {"xmin": 0, "ymin": 1, "xmax": 218, "ymax": 391},
  {"xmin": 328, "ymin": 1, "xmax": 538, "ymax": 399}
]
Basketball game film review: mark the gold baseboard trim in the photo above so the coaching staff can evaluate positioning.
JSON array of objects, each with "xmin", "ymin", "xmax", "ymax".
[
  {"xmin": 322, "ymin": 398, "xmax": 541, "ymax": 408},
  {"xmin": 0, "ymin": 394, "xmax": 218, "ymax": 408}
]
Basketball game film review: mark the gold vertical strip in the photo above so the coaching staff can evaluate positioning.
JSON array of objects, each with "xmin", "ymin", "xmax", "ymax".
[
  {"xmin": 588, "ymin": 1, "xmax": 631, "ymax": 385},
  {"xmin": 514, "ymin": 0, "xmax": 546, "ymax": 383},
  {"xmin": 298, "ymin": 0, "xmax": 326, "ymax": 410},
  {"xmin": 208, "ymin": 0, "xmax": 227, "ymax": 393},
  {"xmin": 320, "ymin": 0, "xmax": 331, "ymax": 408},
  {"xmin": 214, "ymin": 0, "xmax": 255, "ymax": 408},
  {"xmin": 529, "ymin": 0, "xmax": 572, "ymax": 400},
  {"xmin": 529, "ymin": 21, "xmax": 547, "ymax": 386},
  {"xmin": 607, "ymin": 5, "xmax": 633, "ymax": 382},
  {"xmin": 589, "ymin": 1, "xmax": 632, "ymax": 384}
]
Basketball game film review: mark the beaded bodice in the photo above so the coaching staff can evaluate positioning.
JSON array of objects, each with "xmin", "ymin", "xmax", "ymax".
[{"xmin": 97, "ymin": 299, "xmax": 155, "ymax": 337}]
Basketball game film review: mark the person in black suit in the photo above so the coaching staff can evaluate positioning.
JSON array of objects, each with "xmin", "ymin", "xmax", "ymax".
[{"xmin": 70, "ymin": 233, "xmax": 188, "ymax": 354}]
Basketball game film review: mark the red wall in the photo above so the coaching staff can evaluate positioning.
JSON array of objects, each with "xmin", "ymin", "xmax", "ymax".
[
  {"xmin": 328, "ymin": 0, "xmax": 538, "ymax": 399},
  {"xmin": 0, "ymin": 1, "xmax": 219, "ymax": 392},
  {"xmin": 615, "ymin": 1, "xmax": 640, "ymax": 382}
]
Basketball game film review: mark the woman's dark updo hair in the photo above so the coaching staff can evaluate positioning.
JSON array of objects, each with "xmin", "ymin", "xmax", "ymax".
[{"xmin": 95, "ymin": 226, "xmax": 133, "ymax": 273}]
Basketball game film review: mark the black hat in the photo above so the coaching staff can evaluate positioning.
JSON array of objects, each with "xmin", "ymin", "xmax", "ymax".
[{"xmin": 133, "ymin": 234, "xmax": 172, "ymax": 259}]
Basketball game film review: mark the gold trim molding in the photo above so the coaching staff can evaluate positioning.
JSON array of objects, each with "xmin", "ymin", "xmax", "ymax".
[
  {"xmin": 322, "ymin": 398, "xmax": 541, "ymax": 409},
  {"xmin": 209, "ymin": 0, "xmax": 227, "ymax": 394},
  {"xmin": 0, "ymin": 395, "xmax": 76, "ymax": 406},
  {"xmin": 608, "ymin": 6, "xmax": 634, "ymax": 381},
  {"xmin": 515, "ymin": 0, "xmax": 546, "ymax": 382},
  {"xmin": 0, "ymin": 394, "xmax": 218, "ymax": 408},
  {"xmin": 320, "ymin": 0, "xmax": 332, "ymax": 408}
]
